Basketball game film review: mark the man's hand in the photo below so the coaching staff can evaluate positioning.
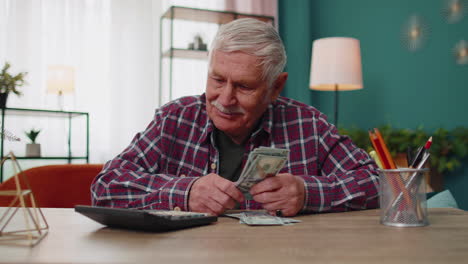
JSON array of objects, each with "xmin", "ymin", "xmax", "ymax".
[
  {"xmin": 189, "ymin": 173, "xmax": 244, "ymax": 215},
  {"xmin": 250, "ymin": 173, "xmax": 305, "ymax": 217}
]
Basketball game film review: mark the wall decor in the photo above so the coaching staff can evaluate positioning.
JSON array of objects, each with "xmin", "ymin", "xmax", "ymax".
[
  {"xmin": 442, "ymin": 0, "xmax": 465, "ymax": 24},
  {"xmin": 454, "ymin": 40, "xmax": 468, "ymax": 64},
  {"xmin": 401, "ymin": 15, "xmax": 429, "ymax": 51}
]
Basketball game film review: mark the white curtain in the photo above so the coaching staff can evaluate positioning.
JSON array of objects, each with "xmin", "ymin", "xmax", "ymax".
[{"xmin": 0, "ymin": 0, "xmax": 162, "ymax": 170}]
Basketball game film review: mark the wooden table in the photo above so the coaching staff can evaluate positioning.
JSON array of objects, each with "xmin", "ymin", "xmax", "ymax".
[{"xmin": 1, "ymin": 208, "xmax": 468, "ymax": 263}]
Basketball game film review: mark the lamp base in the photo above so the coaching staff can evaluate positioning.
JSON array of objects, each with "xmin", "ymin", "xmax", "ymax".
[
  {"xmin": 334, "ymin": 84, "xmax": 339, "ymax": 126},
  {"xmin": 58, "ymin": 91, "xmax": 64, "ymax": 111}
]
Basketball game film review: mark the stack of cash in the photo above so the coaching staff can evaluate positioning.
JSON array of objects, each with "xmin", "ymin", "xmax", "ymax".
[
  {"xmin": 235, "ymin": 147, "xmax": 289, "ymax": 199},
  {"xmin": 225, "ymin": 211, "xmax": 302, "ymax": 226}
]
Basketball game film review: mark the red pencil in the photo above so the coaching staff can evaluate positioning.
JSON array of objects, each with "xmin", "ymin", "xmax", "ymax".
[
  {"xmin": 368, "ymin": 130, "xmax": 391, "ymax": 169},
  {"xmin": 424, "ymin": 136, "xmax": 433, "ymax": 149}
]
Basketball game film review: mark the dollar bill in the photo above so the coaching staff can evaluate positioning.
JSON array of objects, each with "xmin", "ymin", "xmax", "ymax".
[
  {"xmin": 224, "ymin": 211, "xmax": 302, "ymax": 226},
  {"xmin": 240, "ymin": 211, "xmax": 284, "ymax": 225},
  {"xmin": 235, "ymin": 147, "xmax": 289, "ymax": 199}
]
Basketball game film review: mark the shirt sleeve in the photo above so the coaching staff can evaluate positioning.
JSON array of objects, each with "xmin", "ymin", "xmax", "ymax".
[
  {"xmin": 90, "ymin": 111, "xmax": 198, "ymax": 211},
  {"xmin": 300, "ymin": 114, "xmax": 380, "ymax": 213}
]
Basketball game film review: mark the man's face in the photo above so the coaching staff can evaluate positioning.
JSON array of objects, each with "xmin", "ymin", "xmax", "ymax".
[{"xmin": 205, "ymin": 50, "xmax": 279, "ymax": 144}]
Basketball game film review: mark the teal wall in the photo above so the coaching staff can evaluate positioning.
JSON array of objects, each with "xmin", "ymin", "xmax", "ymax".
[{"xmin": 278, "ymin": 0, "xmax": 468, "ymax": 209}]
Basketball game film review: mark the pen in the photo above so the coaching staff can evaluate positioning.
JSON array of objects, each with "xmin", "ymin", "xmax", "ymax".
[
  {"xmin": 406, "ymin": 146, "xmax": 413, "ymax": 167},
  {"xmin": 409, "ymin": 146, "xmax": 423, "ymax": 167},
  {"xmin": 387, "ymin": 152, "xmax": 431, "ymax": 212},
  {"xmin": 409, "ymin": 137, "xmax": 432, "ymax": 168}
]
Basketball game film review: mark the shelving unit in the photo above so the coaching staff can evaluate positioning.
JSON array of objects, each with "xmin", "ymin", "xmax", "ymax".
[
  {"xmin": 0, "ymin": 107, "xmax": 89, "ymax": 182},
  {"xmin": 159, "ymin": 6, "xmax": 274, "ymax": 106}
]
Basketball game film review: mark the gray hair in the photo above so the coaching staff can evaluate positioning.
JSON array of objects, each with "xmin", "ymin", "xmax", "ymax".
[{"xmin": 209, "ymin": 18, "xmax": 287, "ymax": 89}]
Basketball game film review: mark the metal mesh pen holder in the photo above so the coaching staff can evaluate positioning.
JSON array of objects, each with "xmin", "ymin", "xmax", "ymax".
[{"xmin": 379, "ymin": 168, "xmax": 429, "ymax": 227}]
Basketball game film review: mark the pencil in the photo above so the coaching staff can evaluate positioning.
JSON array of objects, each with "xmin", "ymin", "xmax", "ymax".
[
  {"xmin": 368, "ymin": 130, "xmax": 399, "ymax": 197},
  {"xmin": 368, "ymin": 130, "xmax": 391, "ymax": 169},
  {"xmin": 369, "ymin": 128, "xmax": 412, "ymax": 208},
  {"xmin": 369, "ymin": 150, "xmax": 383, "ymax": 169},
  {"xmin": 373, "ymin": 128, "xmax": 396, "ymax": 169}
]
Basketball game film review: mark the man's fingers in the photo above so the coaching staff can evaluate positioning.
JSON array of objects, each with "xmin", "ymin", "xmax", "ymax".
[
  {"xmin": 214, "ymin": 177, "xmax": 245, "ymax": 203},
  {"xmin": 261, "ymin": 200, "xmax": 284, "ymax": 211},
  {"xmin": 191, "ymin": 193, "xmax": 230, "ymax": 216},
  {"xmin": 189, "ymin": 174, "xmax": 236, "ymax": 214},
  {"xmin": 194, "ymin": 204, "xmax": 218, "ymax": 216},
  {"xmin": 201, "ymin": 194, "xmax": 226, "ymax": 215},
  {"xmin": 249, "ymin": 173, "xmax": 306, "ymax": 217},
  {"xmin": 189, "ymin": 198, "xmax": 219, "ymax": 215},
  {"xmin": 270, "ymin": 208, "xmax": 294, "ymax": 217},
  {"xmin": 210, "ymin": 190, "xmax": 237, "ymax": 210},
  {"xmin": 249, "ymin": 176, "xmax": 281, "ymax": 196},
  {"xmin": 262, "ymin": 201, "xmax": 296, "ymax": 217},
  {"xmin": 251, "ymin": 190, "xmax": 282, "ymax": 203}
]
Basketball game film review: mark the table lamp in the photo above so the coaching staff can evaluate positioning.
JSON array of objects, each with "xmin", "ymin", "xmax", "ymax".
[
  {"xmin": 309, "ymin": 37, "xmax": 363, "ymax": 126},
  {"xmin": 47, "ymin": 65, "xmax": 75, "ymax": 111}
]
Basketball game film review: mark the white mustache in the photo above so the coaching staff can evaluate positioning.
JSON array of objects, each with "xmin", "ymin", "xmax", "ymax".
[{"xmin": 210, "ymin": 100, "xmax": 245, "ymax": 114}]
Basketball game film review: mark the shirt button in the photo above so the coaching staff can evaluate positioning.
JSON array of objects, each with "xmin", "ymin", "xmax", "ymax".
[
  {"xmin": 174, "ymin": 206, "xmax": 181, "ymax": 211},
  {"xmin": 211, "ymin": 163, "xmax": 217, "ymax": 170},
  {"xmin": 180, "ymin": 174, "xmax": 186, "ymax": 178}
]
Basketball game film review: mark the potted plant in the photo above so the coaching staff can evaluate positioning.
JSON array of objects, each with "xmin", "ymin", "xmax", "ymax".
[
  {"xmin": 0, "ymin": 61, "xmax": 28, "ymax": 108},
  {"xmin": 25, "ymin": 128, "xmax": 41, "ymax": 157},
  {"xmin": 339, "ymin": 125, "xmax": 468, "ymax": 191}
]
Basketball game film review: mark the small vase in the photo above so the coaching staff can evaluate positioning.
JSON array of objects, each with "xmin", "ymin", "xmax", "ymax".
[{"xmin": 26, "ymin": 143, "xmax": 41, "ymax": 157}]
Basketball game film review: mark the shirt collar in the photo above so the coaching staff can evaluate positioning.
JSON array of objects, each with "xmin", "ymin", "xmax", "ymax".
[{"xmin": 261, "ymin": 103, "xmax": 275, "ymax": 135}]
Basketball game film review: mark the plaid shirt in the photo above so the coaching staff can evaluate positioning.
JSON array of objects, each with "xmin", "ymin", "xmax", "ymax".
[{"xmin": 91, "ymin": 94, "xmax": 379, "ymax": 213}]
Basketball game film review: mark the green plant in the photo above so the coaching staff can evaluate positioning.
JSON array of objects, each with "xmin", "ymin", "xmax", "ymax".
[
  {"xmin": 339, "ymin": 125, "xmax": 468, "ymax": 175},
  {"xmin": 0, "ymin": 61, "xmax": 28, "ymax": 95},
  {"xmin": 25, "ymin": 129, "xmax": 41, "ymax": 144},
  {"xmin": 430, "ymin": 127, "xmax": 468, "ymax": 173}
]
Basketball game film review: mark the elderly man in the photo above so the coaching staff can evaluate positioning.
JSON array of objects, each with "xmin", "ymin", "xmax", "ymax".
[{"xmin": 91, "ymin": 18, "xmax": 379, "ymax": 217}]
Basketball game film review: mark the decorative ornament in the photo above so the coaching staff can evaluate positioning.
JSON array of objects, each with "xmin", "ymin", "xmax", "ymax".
[
  {"xmin": 442, "ymin": 0, "xmax": 465, "ymax": 24},
  {"xmin": 0, "ymin": 130, "xmax": 48, "ymax": 247},
  {"xmin": 0, "ymin": 152, "xmax": 49, "ymax": 247},
  {"xmin": 188, "ymin": 34, "xmax": 207, "ymax": 51},
  {"xmin": 401, "ymin": 15, "xmax": 429, "ymax": 52},
  {"xmin": 454, "ymin": 40, "xmax": 468, "ymax": 65},
  {"xmin": 1, "ymin": 128, "xmax": 21, "ymax": 142}
]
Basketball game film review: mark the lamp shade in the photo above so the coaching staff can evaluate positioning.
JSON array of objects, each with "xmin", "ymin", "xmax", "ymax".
[
  {"xmin": 309, "ymin": 37, "xmax": 363, "ymax": 91},
  {"xmin": 47, "ymin": 65, "xmax": 75, "ymax": 95}
]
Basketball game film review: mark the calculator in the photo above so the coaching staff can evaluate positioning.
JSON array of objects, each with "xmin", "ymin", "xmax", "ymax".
[{"xmin": 75, "ymin": 205, "xmax": 217, "ymax": 232}]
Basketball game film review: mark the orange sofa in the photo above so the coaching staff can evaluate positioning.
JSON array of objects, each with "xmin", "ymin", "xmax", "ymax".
[{"xmin": 0, "ymin": 164, "xmax": 103, "ymax": 208}]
